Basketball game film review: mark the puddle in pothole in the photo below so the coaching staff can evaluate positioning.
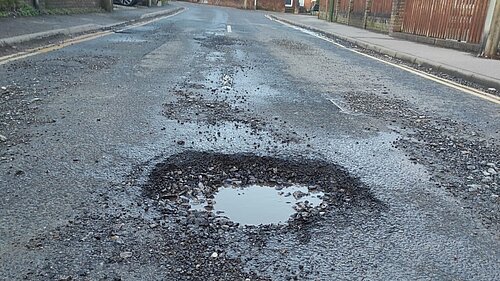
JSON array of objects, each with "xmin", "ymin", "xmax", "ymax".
[{"xmin": 191, "ymin": 185, "xmax": 324, "ymax": 225}]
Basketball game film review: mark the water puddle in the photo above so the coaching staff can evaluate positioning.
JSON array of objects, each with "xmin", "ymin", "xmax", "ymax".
[{"xmin": 191, "ymin": 185, "xmax": 324, "ymax": 225}]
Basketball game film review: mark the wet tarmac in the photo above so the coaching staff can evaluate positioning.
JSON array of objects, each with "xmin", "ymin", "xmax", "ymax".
[{"xmin": 0, "ymin": 2, "xmax": 499, "ymax": 281}]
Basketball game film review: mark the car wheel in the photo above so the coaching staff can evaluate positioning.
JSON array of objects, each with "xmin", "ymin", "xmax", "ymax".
[{"xmin": 120, "ymin": 0, "xmax": 137, "ymax": 6}]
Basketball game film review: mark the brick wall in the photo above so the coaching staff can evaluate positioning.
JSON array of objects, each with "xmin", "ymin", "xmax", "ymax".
[
  {"xmin": 335, "ymin": 0, "xmax": 350, "ymax": 24},
  {"xmin": 206, "ymin": 0, "xmax": 250, "ymax": 9},
  {"xmin": 257, "ymin": 0, "xmax": 284, "ymax": 12},
  {"xmin": 205, "ymin": 0, "xmax": 283, "ymax": 11},
  {"xmin": 389, "ymin": 0, "xmax": 404, "ymax": 33},
  {"xmin": 319, "ymin": 0, "xmax": 396, "ymax": 32}
]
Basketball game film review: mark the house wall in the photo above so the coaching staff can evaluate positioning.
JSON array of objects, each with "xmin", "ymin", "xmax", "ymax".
[{"xmin": 203, "ymin": 0, "xmax": 283, "ymax": 11}]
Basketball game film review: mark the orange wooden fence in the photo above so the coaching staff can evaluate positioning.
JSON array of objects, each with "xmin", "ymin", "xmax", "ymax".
[
  {"xmin": 371, "ymin": 0, "xmax": 393, "ymax": 17},
  {"xmin": 338, "ymin": 0, "xmax": 350, "ymax": 13},
  {"xmin": 352, "ymin": 0, "xmax": 366, "ymax": 14},
  {"xmin": 402, "ymin": 0, "xmax": 489, "ymax": 44}
]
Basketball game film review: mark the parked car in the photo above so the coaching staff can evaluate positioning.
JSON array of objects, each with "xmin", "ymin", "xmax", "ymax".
[{"xmin": 114, "ymin": 0, "xmax": 139, "ymax": 6}]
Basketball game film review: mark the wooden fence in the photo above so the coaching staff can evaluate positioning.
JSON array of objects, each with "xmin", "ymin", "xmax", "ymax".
[
  {"xmin": 352, "ymin": 0, "xmax": 366, "ymax": 14},
  {"xmin": 338, "ymin": 0, "xmax": 350, "ymax": 13},
  {"xmin": 402, "ymin": 0, "xmax": 490, "ymax": 44},
  {"xmin": 371, "ymin": 0, "xmax": 393, "ymax": 17}
]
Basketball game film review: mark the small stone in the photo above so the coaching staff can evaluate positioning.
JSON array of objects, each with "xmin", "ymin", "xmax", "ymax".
[
  {"xmin": 177, "ymin": 140, "xmax": 185, "ymax": 145},
  {"xmin": 482, "ymin": 177, "xmax": 493, "ymax": 183},
  {"xmin": 210, "ymin": 252, "xmax": 218, "ymax": 258},
  {"xmin": 466, "ymin": 165, "xmax": 476, "ymax": 170},
  {"xmin": 491, "ymin": 194, "xmax": 499, "ymax": 199},
  {"xmin": 486, "ymin": 163, "xmax": 496, "ymax": 168},
  {"xmin": 467, "ymin": 184, "xmax": 481, "ymax": 192},
  {"xmin": 487, "ymin": 168, "xmax": 497, "ymax": 175},
  {"xmin": 0, "ymin": 134, "xmax": 7, "ymax": 142},
  {"xmin": 1, "ymin": 86, "xmax": 6, "ymax": 90},
  {"xmin": 120, "ymin": 251, "xmax": 133, "ymax": 259},
  {"xmin": 487, "ymin": 87, "xmax": 496, "ymax": 92},
  {"xmin": 293, "ymin": 191, "xmax": 307, "ymax": 200},
  {"xmin": 482, "ymin": 171, "xmax": 491, "ymax": 176},
  {"xmin": 30, "ymin": 98, "xmax": 42, "ymax": 103}
]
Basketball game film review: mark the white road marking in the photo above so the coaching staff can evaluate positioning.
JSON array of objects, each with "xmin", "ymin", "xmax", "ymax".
[
  {"xmin": 227, "ymin": 25, "xmax": 232, "ymax": 33},
  {"xmin": 266, "ymin": 15, "xmax": 500, "ymax": 105},
  {"xmin": 329, "ymin": 99, "xmax": 347, "ymax": 113}
]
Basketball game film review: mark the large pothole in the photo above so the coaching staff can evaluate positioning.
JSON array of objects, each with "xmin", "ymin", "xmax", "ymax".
[{"xmin": 145, "ymin": 151, "xmax": 382, "ymax": 228}]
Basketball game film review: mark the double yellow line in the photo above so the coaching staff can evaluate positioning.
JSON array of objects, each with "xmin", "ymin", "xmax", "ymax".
[
  {"xmin": 0, "ymin": 31, "xmax": 110, "ymax": 66},
  {"xmin": 0, "ymin": 8, "xmax": 186, "ymax": 66}
]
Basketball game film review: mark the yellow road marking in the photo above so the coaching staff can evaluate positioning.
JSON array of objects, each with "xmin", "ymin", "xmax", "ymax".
[
  {"xmin": 0, "ymin": 32, "xmax": 110, "ymax": 66},
  {"xmin": 0, "ymin": 8, "xmax": 186, "ymax": 66},
  {"xmin": 266, "ymin": 15, "xmax": 500, "ymax": 105}
]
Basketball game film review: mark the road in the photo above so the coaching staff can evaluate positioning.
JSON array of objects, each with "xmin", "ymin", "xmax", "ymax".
[{"xmin": 1, "ymin": 2, "xmax": 499, "ymax": 280}]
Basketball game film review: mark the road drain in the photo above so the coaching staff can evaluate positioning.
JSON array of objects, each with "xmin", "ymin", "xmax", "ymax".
[
  {"xmin": 145, "ymin": 151, "xmax": 381, "ymax": 228},
  {"xmin": 191, "ymin": 184, "xmax": 325, "ymax": 225}
]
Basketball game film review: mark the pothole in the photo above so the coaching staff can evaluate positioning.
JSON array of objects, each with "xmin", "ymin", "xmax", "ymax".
[
  {"xmin": 145, "ymin": 151, "xmax": 382, "ymax": 229},
  {"xmin": 190, "ymin": 184, "xmax": 325, "ymax": 225}
]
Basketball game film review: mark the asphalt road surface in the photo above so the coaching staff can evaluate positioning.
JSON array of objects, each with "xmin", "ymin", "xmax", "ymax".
[{"xmin": 1, "ymin": 2, "xmax": 499, "ymax": 280}]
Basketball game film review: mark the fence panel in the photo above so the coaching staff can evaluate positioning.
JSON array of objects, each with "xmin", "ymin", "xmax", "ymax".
[
  {"xmin": 402, "ymin": 0, "xmax": 489, "ymax": 44},
  {"xmin": 371, "ymin": 0, "xmax": 393, "ymax": 17},
  {"xmin": 352, "ymin": 0, "xmax": 366, "ymax": 14},
  {"xmin": 338, "ymin": 0, "xmax": 350, "ymax": 13}
]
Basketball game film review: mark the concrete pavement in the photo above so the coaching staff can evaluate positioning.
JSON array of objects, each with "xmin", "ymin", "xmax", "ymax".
[
  {"xmin": 269, "ymin": 13, "xmax": 500, "ymax": 91},
  {"xmin": 0, "ymin": 4, "xmax": 182, "ymax": 47}
]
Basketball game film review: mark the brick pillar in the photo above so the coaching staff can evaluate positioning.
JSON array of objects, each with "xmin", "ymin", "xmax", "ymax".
[
  {"xmin": 363, "ymin": 0, "xmax": 372, "ymax": 29},
  {"xmin": 294, "ymin": 0, "xmax": 300, "ymax": 14},
  {"xmin": 334, "ymin": 0, "xmax": 340, "ymax": 21},
  {"xmin": 389, "ymin": 0, "xmax": 405, "ymax": 34}
]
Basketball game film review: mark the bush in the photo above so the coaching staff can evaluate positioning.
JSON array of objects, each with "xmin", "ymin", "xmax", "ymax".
[
  {"xmin": 0, "ymin": 0, "xmax": 20, "ymax": 11},
  {"xmin": 0, "ymin": 0, "xmax": 40, "ymax": 16}
]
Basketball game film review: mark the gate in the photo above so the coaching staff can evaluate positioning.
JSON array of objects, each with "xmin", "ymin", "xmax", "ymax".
[{"xmin": 402, "ymin": 0, "xmax": 490, "ymax": 44}]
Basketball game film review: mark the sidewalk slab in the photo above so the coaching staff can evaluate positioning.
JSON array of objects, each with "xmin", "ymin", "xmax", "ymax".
[
  {"xmin": 0, "ymin": 4, "xmax": 182, "ymax": 47},
  {"xmin": 269, "ymin": 13, "xmax": 500, "ymax": 90}
]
